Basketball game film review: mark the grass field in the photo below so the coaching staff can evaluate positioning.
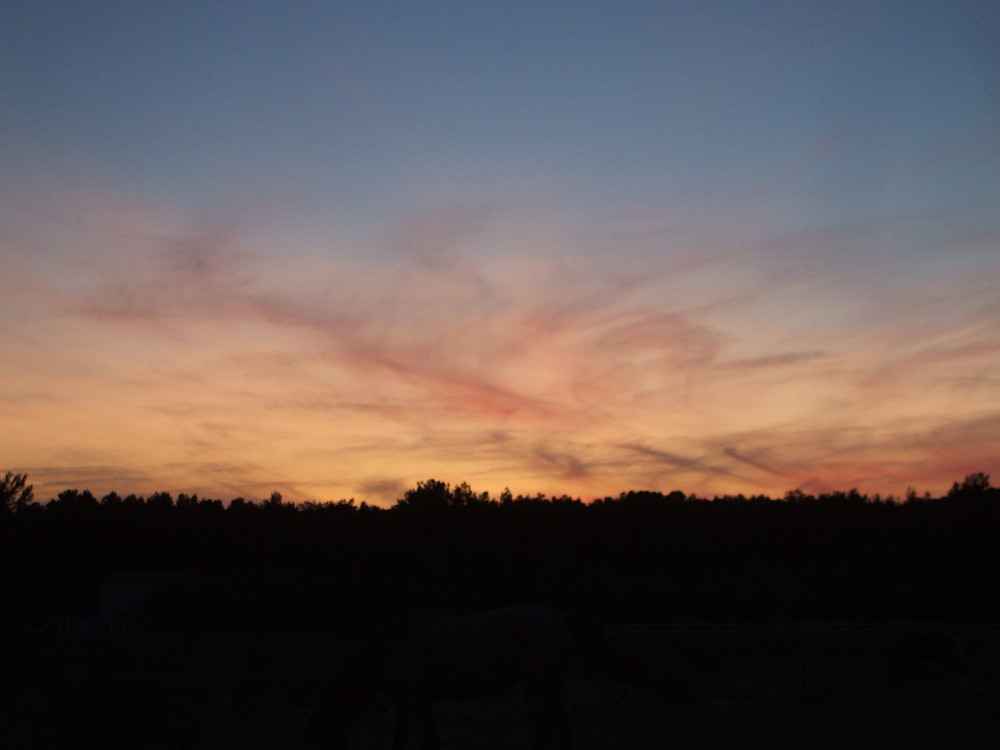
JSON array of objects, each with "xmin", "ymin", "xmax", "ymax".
[{"xmin": 4, "ymin": 630, "xmax": 999, "ymax": 749}]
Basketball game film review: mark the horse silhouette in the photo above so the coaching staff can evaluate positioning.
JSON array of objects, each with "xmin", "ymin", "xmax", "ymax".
[{"xmin": 308, "ymin": 605, "xmax": 597, "ymax": 749}]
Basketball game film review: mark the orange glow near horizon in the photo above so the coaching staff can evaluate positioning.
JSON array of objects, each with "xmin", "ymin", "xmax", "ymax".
[{"xmin": 2, "ymin": 193, "xmax": 997, "ymax": 507}]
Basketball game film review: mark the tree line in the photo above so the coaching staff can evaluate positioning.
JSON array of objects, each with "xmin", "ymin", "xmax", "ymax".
[{"xmin": 2, "ymin": 472, "xmax": 998, "ymax": 635}]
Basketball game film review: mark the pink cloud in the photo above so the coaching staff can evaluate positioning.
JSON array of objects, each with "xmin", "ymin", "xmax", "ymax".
[{"xmin": 3, "ymin": 187, "xmax": 998, "ymax": 503}]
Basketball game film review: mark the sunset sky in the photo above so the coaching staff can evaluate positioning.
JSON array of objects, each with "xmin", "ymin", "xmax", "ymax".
[{"xmin": 2, "ymin": 2, "xmax": 998, "ymax": 505}]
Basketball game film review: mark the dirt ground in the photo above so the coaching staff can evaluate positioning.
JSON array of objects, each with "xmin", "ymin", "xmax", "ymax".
[
  {"xmin": 336, "ymin": 630, "xmax": 1000, "ymax": 749},
  {"xmin": 348, "ymin": 674, "xmax": 1000, "ymax": 750},
  {"xmin": 6, "ymin": 632, "xmax": 999, "ymax": 749}
]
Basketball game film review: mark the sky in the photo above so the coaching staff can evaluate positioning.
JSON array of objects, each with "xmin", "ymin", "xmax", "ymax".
[{"xmin": 2, "ymin": 1, "xmax": 998, "ymax": 506}]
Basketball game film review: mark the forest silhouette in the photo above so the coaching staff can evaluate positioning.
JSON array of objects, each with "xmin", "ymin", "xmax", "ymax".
[
  {"xmin": 3, "ymin": 471, "xmax": 1000, "ymax": 749},
  {"xmin": 3, "ymin": 471, "xmax": 998, "ymax": 633}
]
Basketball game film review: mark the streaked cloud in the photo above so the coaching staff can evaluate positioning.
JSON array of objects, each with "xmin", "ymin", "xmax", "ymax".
[
  {"xmin": 2, "ymin": 182, "xmax": 997, "ymax": 503},
  {"xmin": 2, "ymin": 0, "xmax": 998, "ymax": 504}
]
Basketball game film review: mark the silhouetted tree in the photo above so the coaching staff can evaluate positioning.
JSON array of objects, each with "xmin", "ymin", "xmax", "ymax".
[
  {"xmin": 262, "ymin": 491, "xmax": 290, "ymax": 513},
  {"xmin": 395, "ymin": 478, "xmax": 455, "ymax": 511},
  {"xmin": 450, "ymin": 481, "xmax": 492, "ymax": 506},
  {"xmin": 100, "ymin": 491, "xmax": 123, "ymax": 508},
  {"xmin": 48, "ymin": 488, "xmax": 99, "ymax": 515},
  {"xmin": 146, "ymin": 491, "xmax": 174, "ymax": 512},
  {"xmin": 947, "ymin": 472, "xmax": 992, "ymax": 499},
  {"xmin": 176, "ymin": 492, "xmax": 199, "ymax": 510},
  {"xmin": 0, "ymin": 471, "xmax": 33, "ymax": 513}
]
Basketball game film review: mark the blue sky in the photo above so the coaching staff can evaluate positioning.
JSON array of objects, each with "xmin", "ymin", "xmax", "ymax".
[
  {"xmin": 7, "ymin": 2, "xmax": 996, "ymax": 210},
  {"xmin": 2, "ymin": 1, "xmax": 998, "ymax": 503}
]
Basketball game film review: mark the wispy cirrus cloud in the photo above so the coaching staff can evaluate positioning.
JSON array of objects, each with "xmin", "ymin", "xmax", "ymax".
[{"xmin": 3, "ymin": 186, "xmax": 998, "ymax": 503}]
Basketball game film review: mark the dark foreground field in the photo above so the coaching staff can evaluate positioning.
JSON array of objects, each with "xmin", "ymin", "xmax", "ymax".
[
  {"xmin": 6, "ymin": 477, "xmax": 1000, "ymax": 746},
  {"xmin": 4, "ymin": 630, "xmax": 999, "ymax": 749}
]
